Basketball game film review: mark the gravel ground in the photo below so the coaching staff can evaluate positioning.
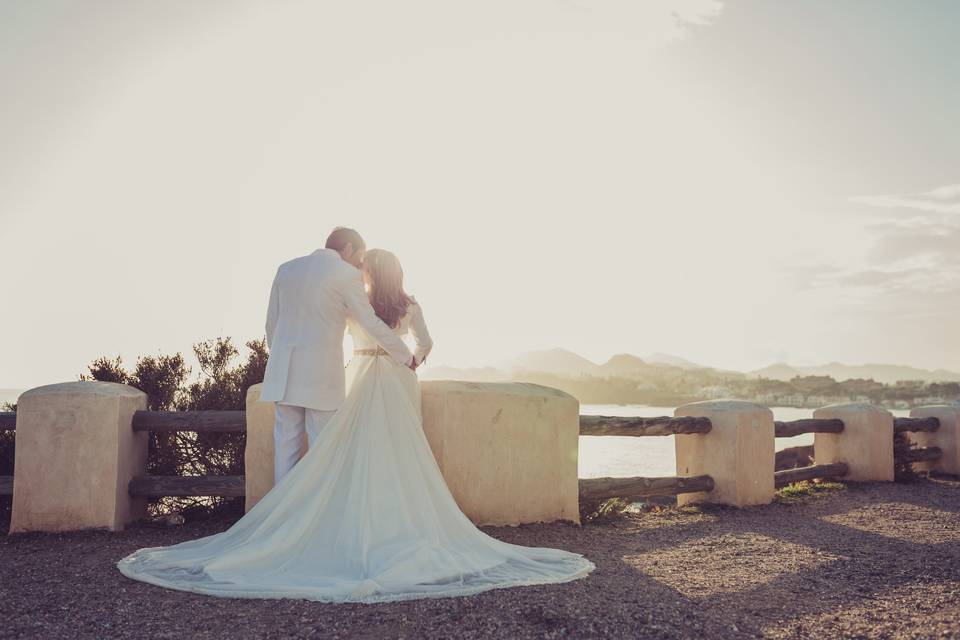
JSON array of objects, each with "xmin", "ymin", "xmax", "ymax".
[{"xmin": 3, "ymin": 479, "xmax": 960, "ymax": 639}]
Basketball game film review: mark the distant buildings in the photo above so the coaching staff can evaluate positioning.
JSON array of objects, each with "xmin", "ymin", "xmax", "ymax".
[
  {"xmin": 699, "ymin": 385, "xmax": 734, "ymax": 399},
  {"xmin": 752, "ymin": 392, "xmax": 805, "ymax": 407},
  {"xmin": 731, "ymin": 375, "xmax": 959, "ymax": 410},
  {"xmin": 805, "ymin": 395, "xmax": 847, "ymax": 407},
  {"xmin": 895, "ymin": 380, "xmax": 926, "ymax": 388}
]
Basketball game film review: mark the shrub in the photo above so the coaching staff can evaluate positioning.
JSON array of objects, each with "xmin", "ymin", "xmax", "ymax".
[
  {"xmin": 893, "ymin": 431, "xmax": 922, "ymax": 482},
  {"xmin": 82, "ymin": 337, "xmax": 267, "ymax": 519}
]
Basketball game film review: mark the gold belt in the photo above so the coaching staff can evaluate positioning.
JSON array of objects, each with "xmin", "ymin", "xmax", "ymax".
[{"xmin": 354, "ymin": 347, "xmax": 389, "ymax": 357}]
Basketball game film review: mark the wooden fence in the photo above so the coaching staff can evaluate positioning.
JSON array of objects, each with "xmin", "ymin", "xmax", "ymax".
[{"xmin": 1, "ymin": 409, "xmax": 943, "ymax": 504}]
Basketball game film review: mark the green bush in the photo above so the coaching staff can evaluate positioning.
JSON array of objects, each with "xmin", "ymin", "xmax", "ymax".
[
  {"xmin": 893, "ymin": 431, "xmax": 922, "ymax": 482},
  {"xmin": 83, "ymin": 337, "xmax": 267, "ymax": 519}
]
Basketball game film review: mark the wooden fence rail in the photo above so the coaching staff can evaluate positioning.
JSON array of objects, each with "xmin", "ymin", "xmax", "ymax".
[
  {"xmin": 578, "ymin": 474, "xmax": 714, "ymax": 502},
  {"xmin": 895, "ymin": 446, "xmax": 942, "ymax": 464},
  {"xmin": 132, "ymin": 410, "xmax": 246, "ymax": 433},
  {"xmin": 125, "ymin": 474, "xmax": 717, "ymax": 502},
  {"xmin": 0, "ymin": 408, "xmax": 948, "ymax": 504},
  {"xmin": 578, "ymin": 415, "xmax": 711, "ymax": 437},
  {"xmin": 774, "ymin": 462, "xmax": 849, "ymax": 488},
  {"xmin": 774, "ymin": 419, "xmax": 844, "ymax": 438},
  {"xmin": 894, "ymin": 417, "xmax": 940, "ymax": 433},
  {"xmin": 129, "ymin": 475, "xmax": 246, "ymax": 498},
  {"xmin": 4, "ymin": 411, "xmax": 944, "ymax": 440}
]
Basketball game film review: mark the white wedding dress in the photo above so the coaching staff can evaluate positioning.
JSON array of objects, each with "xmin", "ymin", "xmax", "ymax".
[{"xmin": 117, "ymin": 305, "xmax": 594, "ymax": 603}]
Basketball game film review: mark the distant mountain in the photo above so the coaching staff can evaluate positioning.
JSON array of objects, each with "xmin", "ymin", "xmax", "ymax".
[
  {"xmin": 508, "ymin": 348, "xmax": 598, "ymax": 376},
  {"xmin": 807, "ymin": 363, "xmax": 960, "ymax": 384},
  {"xmin": 645, "ymin": 353, "xmax": 703, "ymax": 369},
  {"xmin": 749, "ymin": 362, "xmax": 960, "ymax": 384},
  {"xmin": 509, "ymin": 349, "xmax": 712, "ymax": 377},
  {"xmin": 597, "ymin": 354, "xmax": 649, "ymax": 376},
  {"xmin": 749, "ymin": 363, "xmax": 803, "ymax": 381},
  {"xmin": 418, "ymin": 366, "xmax": 508, "ymax": 383},
  {"xmin": 427, "ymin": 349, "xmax": 960, "ymax": 387}
]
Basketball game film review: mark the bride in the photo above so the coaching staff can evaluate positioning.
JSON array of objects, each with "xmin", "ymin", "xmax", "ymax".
[{"xmin": 117, "ymin": 248, "xmax": 595, "ymax": 603}]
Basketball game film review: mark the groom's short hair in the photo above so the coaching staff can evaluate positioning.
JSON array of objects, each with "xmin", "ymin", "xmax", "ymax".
[{"xmin": 325, "ymin": 227, "xmax": 365, "ymax": 253}]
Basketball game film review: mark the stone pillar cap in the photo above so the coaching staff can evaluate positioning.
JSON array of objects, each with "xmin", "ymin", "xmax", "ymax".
[
  {"xmin": 676, "ymin": 399, "xmax": 770, "ymax": 413},
  {"xmin": 422, "ymin": 380, "xmax": 575, "ymax": 400},
  {"xmin": 816, "ymin": 402, "xmax": 890, "ymax": 413},
  {"xmin": 20, "ymin": 381, "xmax": 144, "ymax": 400}
]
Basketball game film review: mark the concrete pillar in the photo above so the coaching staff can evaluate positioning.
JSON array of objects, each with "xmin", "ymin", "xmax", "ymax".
[
  {"xmin": 242, "ymin": 381, "xmax": 580, "ymax": 525},
  {"xmin": 674, "ymin": 400, "xmax": 774, "ymax": 507},
  {"xmin": 10, "ymin": 381, "xmax": 148, "ymax": 534},
  {"xmin": 813, "ymin": 403, "xmax": 893, "ymax": 481},
  {"xmin": 908, "ymin": 405, "xmax": 960, "ymax": 475},
  {"xmin": 421, "ymin": 381, "xmax": 581, "ymax": 525},
  {"xmin": 243, "ymin": 383, "xmax": 305, "ymax": 512}
]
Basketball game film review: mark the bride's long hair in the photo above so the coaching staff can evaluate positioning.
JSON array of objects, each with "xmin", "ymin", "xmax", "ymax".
[{"xmin": 363, "ymin": 249, "xmax": 415, "ymax": 328}]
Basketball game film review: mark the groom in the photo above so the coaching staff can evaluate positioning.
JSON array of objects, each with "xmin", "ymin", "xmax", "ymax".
[{"xmin": 261, "ymin": 227, "xmax": 416, "ymax": 482}]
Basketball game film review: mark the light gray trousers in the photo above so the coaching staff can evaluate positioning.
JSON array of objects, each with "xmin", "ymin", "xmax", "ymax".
[{"xmin": 273, "ymin": 403, "xmax": 336, "ymax": 483}]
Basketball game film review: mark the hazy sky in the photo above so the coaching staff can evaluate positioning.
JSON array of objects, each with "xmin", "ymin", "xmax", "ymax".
[{"xmin": 2, "ymin": 1, "xmax": 959, "ymax": 389}]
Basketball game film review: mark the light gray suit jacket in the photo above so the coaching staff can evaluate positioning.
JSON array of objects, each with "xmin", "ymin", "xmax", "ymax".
[{"xmin": 260, "ymin": 248, "xmax": 414, "ymax": 410}]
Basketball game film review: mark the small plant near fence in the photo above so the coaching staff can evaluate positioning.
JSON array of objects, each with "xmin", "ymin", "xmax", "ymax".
[
  {"xmin": 775, "ymin": 480, "xmax": 846, "ymax": 504},
  {"xmin": 580, "ymin": 497, "xmax": 632, "ymax": 524}
]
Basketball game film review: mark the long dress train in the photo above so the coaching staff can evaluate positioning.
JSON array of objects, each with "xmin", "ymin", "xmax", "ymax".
[{"xmin": 117, "ymin": 308, "xmax": 594, "ymax": 603}]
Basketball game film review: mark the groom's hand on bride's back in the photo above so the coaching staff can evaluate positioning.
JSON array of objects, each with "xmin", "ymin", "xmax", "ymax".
[{"xmin": 408, "ymin": 356, "xmax": 419, "ymax": 371}]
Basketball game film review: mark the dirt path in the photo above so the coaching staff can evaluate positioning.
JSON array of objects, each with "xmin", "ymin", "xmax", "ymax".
[{"xmin": 3, "ymin": 479, "xmax": 960, "ymax": 639}]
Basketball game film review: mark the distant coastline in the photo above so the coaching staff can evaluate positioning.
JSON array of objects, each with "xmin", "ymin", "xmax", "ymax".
[{"xmin": 420, "ymin": 348, "xmax": 960, "ymax": 410}]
